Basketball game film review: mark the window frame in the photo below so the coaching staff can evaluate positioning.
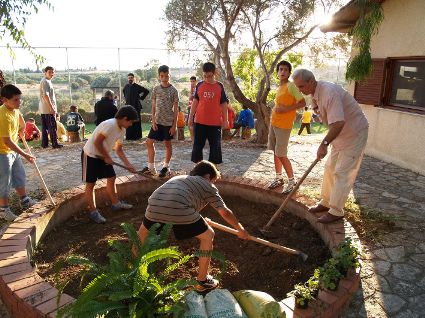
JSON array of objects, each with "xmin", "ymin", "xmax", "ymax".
[{"xmin": 382, "ymin": 56, "xmax": 425, "ymax": 114}]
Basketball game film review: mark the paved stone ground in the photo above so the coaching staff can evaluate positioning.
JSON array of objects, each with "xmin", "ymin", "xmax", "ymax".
[{"xmin": 1, "ymin": 134, "xmax": 425, "ymax": 317}]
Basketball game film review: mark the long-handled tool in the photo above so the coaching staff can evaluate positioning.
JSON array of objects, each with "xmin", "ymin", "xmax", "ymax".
[
  {"xmin": 261, "ymin": 158, "xmax": 320, "ymax": 234},
  {"xmin": 206, "ymin": 218, "xmax": 308, "ymax": 261},
  {"xmin": 21, "ymin": 138, "xmax": 55, "ymax": 206},
  {"xmin": 108, "ymin": 160, "xmax": 162, "ymax": 182}
]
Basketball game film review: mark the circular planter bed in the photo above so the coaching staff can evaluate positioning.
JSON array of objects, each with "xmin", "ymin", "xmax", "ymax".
[{"xmin": 0, "ymin": 175, "xmax": 362, "ymax": 317}]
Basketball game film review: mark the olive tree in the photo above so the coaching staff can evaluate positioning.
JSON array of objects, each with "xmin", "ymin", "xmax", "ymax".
[
  {"xmin": 165, "ymin": 0, "xmax": 344, "ymax": 143},
  {"xmin": 1, "ymin": 0, "xmax": 52, "ymax": 81}
]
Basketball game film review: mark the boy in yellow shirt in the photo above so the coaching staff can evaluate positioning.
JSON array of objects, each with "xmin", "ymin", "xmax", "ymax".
[
  {"xmin": 298, "ymin": 106, "xmax": 312, "ymax": 135},
  {"xmin": 267, "ymin": 61, "xmax": 305, "ymax": 193},
  {"xmin": 0, "ymin": 85, "xmax": 37, "ymax": 221}
]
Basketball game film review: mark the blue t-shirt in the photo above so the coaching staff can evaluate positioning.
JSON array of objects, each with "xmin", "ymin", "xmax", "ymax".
[{"xmin": 238, "ymin": 109, "xmax": 254, "ymax": 128}]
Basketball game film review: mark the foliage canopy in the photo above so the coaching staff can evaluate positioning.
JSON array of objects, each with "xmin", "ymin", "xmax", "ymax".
[{"xmin": 0, "ymin": 0, "xmax": 52, "ymax": 63}]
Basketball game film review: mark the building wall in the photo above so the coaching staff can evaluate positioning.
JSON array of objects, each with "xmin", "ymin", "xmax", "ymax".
[{"xmin": 349, "ymin": 0, "xmax": 425, "ymax": 175}]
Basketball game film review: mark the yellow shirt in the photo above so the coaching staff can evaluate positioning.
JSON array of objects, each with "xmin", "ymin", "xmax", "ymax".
[
  {"xmin": 57, "ymin": 121, "xmax": 67, "ymax": 141},
  {"xmin": 302, "ymin": 110, "xmax": 313, "ymax": 124},
  {"xmin": 0, "ymin": 105, "xmax": 20, "ymax": 154},
  {"xmin": 271, "ymin": 81, "xmax": 304, "ymax": 129}
]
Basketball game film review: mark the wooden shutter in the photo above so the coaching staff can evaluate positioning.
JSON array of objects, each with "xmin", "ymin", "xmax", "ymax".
[{"xmin": 354, "ymin": 59, "xmax": 386, "ymax": 105}]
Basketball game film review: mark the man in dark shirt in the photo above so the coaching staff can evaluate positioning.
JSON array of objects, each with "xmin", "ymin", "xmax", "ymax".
[
  {"xmin": 94, "ymin": 90, "xmax": 118, "ymax": 126},
  {"xmin": 123, "ymin": 73, "xmax": 149, "ymax": 140}
]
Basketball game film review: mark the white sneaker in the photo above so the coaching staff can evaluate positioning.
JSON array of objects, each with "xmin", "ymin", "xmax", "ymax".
[
  {"xmin": 141, "ymin": 166, "xmax": 157, "ymax": 176},
  {"xmin": 20, "ymin": 196, "xmax": 38, "ymax": 209},
  {"xmin": 282, "ymin": 179, "xmax": 296, "ymax": 194},
  {"xmin": 111, "ymin": 200, "xmax": 133, "ymax": 211},
  {"xmin": 267, "ymin": 178, "xmax": 284, "ymax": 189},
  {"xmin": 0, "ymin": 207, "xmax": 18, "ymax": 221}
]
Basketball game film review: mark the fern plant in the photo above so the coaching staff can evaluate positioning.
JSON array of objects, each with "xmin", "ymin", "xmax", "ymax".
[{"xmin": 56, "ymin": 223, "xmax": 197, "ymax": 318}]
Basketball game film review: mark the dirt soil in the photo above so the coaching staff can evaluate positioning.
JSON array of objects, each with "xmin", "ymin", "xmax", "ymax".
[{"xmin": 34, "ymin": 194, "xmax": 331, "ymax": 300}]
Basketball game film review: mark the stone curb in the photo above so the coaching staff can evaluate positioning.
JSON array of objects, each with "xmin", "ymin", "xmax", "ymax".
[{"xmin": 0, "ymin": 175, "xmax": 361, "ymax": 317}]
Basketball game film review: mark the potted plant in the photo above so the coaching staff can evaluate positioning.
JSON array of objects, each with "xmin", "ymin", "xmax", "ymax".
[
  {"xmin": 334, "ymin": 238, "xmax": 360, "ymax": 276},
  {"xmin": 288, "ymin": 283, "xmax": 313, "ymax": 309},
  {"xmin": 318, "ymin": 258, "xmax": 342, "ymax": 291},
  {"xmin": 307, "ymin": 274, "xmax": 320, "ymax": 298}
]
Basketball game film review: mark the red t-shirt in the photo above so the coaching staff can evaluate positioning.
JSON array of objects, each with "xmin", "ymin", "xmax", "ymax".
[
  {"xmin": 24, "ymin": 122, "xmax": 38, "ymax": 140},
  {"xmin": 228, "ymin": 108, "xmax": 235, "ymax": 129},
  {"xmin": 193, "ymin": 81, "xmax": 229, "ymax": 126}
]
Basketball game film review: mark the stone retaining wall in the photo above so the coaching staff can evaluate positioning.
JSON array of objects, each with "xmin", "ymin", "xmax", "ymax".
[{"xmin": 0, "ymin": 175, "xmax": 361, "ymax": 318}]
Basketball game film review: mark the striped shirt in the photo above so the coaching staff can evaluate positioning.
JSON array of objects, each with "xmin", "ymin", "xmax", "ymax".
[
  {"xmin": 152, "ymin": 84, "xmax": 179, "ymax": 126},
  {"xmin": 145, "ymin": 175, "xmax": 226, "ymax": 224}
]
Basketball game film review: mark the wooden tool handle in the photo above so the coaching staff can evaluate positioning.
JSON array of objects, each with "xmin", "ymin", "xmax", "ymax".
[
  {"xmin": 21, "ymin": 138, "xmax": 55, "ymax": 206},
  {"xmin": 263, "ymin": 158, "xmax": 320, "ymax": 230},
  {"xmin": 205, "ymin": 218, "xmax": 302, "ymax": 256}
]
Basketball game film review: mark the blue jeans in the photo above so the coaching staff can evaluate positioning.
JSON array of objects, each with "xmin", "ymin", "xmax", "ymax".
[
  {"xmin": 0, "ymin": 153, "xmax": 26, "ymax": 198},
  {"xmin": 191, "ymin": 123, "xmax": 222, "ymax": 164}
]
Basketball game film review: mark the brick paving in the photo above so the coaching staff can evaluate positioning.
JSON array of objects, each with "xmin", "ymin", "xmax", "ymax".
[{"xmin": 1, "ymin": 134, "xmax": 425, "ymax": 317}]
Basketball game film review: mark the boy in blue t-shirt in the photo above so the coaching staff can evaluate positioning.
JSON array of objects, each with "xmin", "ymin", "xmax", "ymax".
[{"xmin": 232, "ymin": 105, "xmax": 254, "ymax": 138}]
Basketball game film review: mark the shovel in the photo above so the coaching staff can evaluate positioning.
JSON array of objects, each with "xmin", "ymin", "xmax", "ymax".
[{"xmin": 206, "ymin": 218, "xmax": 308, "ymax": 261}]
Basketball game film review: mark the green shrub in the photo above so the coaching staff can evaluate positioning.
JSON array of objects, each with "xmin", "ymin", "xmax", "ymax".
[
  {"xmin": 57, "ymin": 223, "xmax": 195, "ymax": 318},
  {"xmin": 317, "ymin": 258, "xmax": 342, "ymax": 291},
  {"xmin": 334, "ymin": 238, "xmax": 360, "ymax": 275},
  {"xmin": 287, "ymin": 283, "xmax": 312, "ymax": 309}
]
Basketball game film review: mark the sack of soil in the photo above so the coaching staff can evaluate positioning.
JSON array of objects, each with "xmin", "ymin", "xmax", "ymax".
[
  {"xmin": 232, "ymin": 290, "xmax": 286, "ymax": 318},
  {"xmin": 205, "ymin": 289, "xmax": 247, "ymax": 318},
  {"xmin": 184, "ymin": 291, "xmax": 208, "ymax": 318}
]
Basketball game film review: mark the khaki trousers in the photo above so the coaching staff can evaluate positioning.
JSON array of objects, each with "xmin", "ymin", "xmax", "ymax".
[{"xmin": 320, "ymin": 128, "xmax": 368, "ymax": 217}]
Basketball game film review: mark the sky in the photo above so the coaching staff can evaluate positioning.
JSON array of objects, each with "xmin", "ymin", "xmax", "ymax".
[
  {"xmin": 0, "ymin": 0, "xmax": 193, "ymax": 71},
  {"xmin": 0, "ymin": 0, "xmax": 344, "ymax": 72}
]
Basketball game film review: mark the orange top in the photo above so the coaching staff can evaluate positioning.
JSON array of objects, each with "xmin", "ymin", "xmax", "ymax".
[
  {"xmin": 177, "ymin": 111, "xmax": 185, "ymax": 128},
  {"xmin": 271, "ymin": 82, "xmax": 304, "ymax": 129}
]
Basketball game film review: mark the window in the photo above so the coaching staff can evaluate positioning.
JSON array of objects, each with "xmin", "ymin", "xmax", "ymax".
[
  {"xmin": 354, "ymin": 57, "xmax": 425, "ymax": 114},
  {"xmin": 388, "ymin": 59, "xmax": 425, "ymax": 111}
]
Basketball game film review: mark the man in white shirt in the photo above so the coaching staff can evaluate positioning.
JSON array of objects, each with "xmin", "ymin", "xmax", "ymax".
[
  {"xmin": 39, "ymin": 66, "xmax": 63, "ymax": 149},
  {"xmin": 293, "ymin": 69, "xmax": 369, "ymax": 224}
]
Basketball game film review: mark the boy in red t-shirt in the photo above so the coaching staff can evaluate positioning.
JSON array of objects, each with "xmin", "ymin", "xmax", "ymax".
[
  {"xmin": 188, "ymin": 62, "xmax": 229, "ymax": 165},
  {"xmin": 24, "ymin": 118, "xmax": 41, "ymax": 141}
]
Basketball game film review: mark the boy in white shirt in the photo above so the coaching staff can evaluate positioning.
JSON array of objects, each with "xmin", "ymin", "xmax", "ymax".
[{"xmin": 82, "ymin": 105, "xmax": 137, "ymax": 223}]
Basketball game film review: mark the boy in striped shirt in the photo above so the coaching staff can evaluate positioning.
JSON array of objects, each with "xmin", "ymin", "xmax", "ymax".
[
  {"xmin": 142, "ymin": 65, "xmax": 179, "ymax": 178},
  {"xmin": 137, "ymin": 160, "xmax": 249, "ymax": 291}
]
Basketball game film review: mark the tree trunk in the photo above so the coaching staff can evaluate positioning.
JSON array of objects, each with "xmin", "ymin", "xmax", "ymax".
[{"xmin": 251, "ymin": 102, "xmax": 270, "ymax": 144}]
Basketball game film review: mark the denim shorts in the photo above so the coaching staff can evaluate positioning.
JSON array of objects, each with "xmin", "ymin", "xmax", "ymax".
[{"xmin": 0, "ymin": 153, "xmax": 27, "ymax": 198}]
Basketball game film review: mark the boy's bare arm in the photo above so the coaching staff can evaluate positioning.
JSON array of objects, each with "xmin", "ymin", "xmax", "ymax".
[
  {"xmin": 2, "ymin": 137, "xmax": 35, "ymax": 163},
  {"xmin": 42, "ymin": 95, "xmax": 56, "ymax": 114},
  {"xmin": 115, "ymin": 143, "xmax": 136, "ymax": 173},
  {"xmin": 221, "ymin": 103, "xmax": 229, "ymax": 129},
  {"xmin": 275, "ymin": 99, "xmax": 306, "ymax": 113},
  {"xmin": 217, "ymin": 207, "xmax": 249, "ymax": 239},
  {"xmin": 169, "ymin": 100, "xmax": 179, "ymax": 136},
  {"xmin": 188, "ymin": 99, "xmax": 198, "ymax": 127},
  {"xmin": 151, "ymin": 98, "xmax": 157, "ymax": 130},
  {"xmin": 19, "ymin": 113, "xmax": 25, "ymax": 134}
]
